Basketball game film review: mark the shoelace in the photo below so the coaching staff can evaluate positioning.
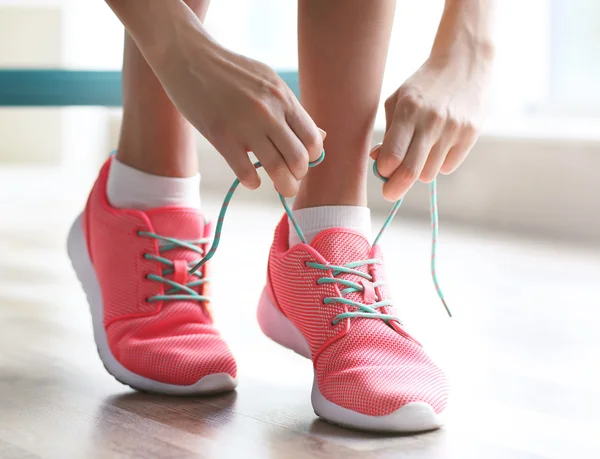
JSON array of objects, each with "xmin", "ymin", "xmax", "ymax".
[
  {"xmin": 309, "ymin": 259, "xmax": 398, "ymax": 325},
  {"xmin": 190, "ymin": 150, "xmax": 452, "ymax": 320},
  {"xmin": 138, "ymin": 231, "xmax": 211, "ymax": 303}
]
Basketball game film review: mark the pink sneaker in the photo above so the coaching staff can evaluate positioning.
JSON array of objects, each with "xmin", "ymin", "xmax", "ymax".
[
  {"xmin": 67, "ymin": 159, "xmax": 237, "ymax": 394},
  {"xmin": 257, "ymin": 216, "xmax": 448, "ymax": 432}
]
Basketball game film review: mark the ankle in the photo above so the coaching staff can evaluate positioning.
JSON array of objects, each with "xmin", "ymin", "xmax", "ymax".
[
  {"xmin": 107, "ymin": 157, "xmax": 201, "ymax": 210},
  {"xmin": 294, "ymin": 171, "xmax": 368, "ymax": 209},
  {"xmin": 288, "ymin": 205, "xmax": 371, "ymax": 246},
  {"xmin": 294, "ymin": 142, "xmax": 371, "ymax": 208},
  {"xmin": 115, "ymin": 147, "xmax": 198, "ymax": 179},
  {"xmin": 117, "ymin": 122, "xmax": 198, "ymax": 178}
]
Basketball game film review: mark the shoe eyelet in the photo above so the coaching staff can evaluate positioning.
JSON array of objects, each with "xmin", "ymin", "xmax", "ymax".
[
  {"xmin": 136, "ymin": 229, "xmax": 144, "ymax": 236},
  {"xmin": 144, "ymin": 297, "xmax": 151, "ymax": 303}
]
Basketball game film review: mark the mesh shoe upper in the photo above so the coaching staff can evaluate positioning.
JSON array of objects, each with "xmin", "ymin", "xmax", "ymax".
[
  {"xmin": 267, "ymin": 216, "xmax": 448, "ymax": 416},
  {"xmin": 83, "ymin": 160, "xmax": 236, "ymax": 385}
]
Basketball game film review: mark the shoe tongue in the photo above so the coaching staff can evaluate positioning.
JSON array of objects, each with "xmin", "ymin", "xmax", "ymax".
[
  {"xmin": 311, "ymin": 229, "xmax": 373, "ymax": 305},
  {"xmin": 311, "ymin": 228, "xmax": 372, "ymax": 265},
  {"xmin": 146, "ymin": 207, "xmax": 205, "ymax": 241},
  {"xmin": 146, "ymin": 208, "xmax": 209, "ymax": 319}
]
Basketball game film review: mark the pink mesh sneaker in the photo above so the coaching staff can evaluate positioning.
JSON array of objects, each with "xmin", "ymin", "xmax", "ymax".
[
  {"xmin": 67, "ymin": 159, "xmax": 237, "ymax": 394},
  {"xmin": 257, "ymin": 216, "xmax": 449, "ymax": 432}
]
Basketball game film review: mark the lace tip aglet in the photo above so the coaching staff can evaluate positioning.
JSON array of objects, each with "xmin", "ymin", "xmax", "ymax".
[{"xmin": 442, "ymin": 298, "xmax": 452, "ymax": 318}]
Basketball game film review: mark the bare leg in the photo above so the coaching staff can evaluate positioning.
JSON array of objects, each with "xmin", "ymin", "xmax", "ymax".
[
  {"xmin": 294, "ymin": 0, "xmax": 395, "ymax": 208},
  {"xmin": 116, "ymin": 0, "xmax": 210, "ymax": 178}
]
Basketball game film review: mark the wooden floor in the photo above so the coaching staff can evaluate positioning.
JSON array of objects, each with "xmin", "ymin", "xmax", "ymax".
[{"xmin": 1, "ymin": 174, "xmax": 599, "ymax": 459}]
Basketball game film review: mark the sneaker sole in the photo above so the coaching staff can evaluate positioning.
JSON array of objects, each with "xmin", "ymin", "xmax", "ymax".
[
  {"xmin": 67, "ymin": 214, "xmax": 237, "ymax": 395},
  {"xmin": 257, "ymin": 287, "xmax": 444, "ymax": 432}
]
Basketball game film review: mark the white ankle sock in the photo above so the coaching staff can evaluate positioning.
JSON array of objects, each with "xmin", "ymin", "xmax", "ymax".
[
  {"xmin": 106, "ymin": 158, "xmax": 201, "ymax": 210},
  {"xmin": 288, "ymin": 205, "xmax": 371, "ymax": 247}
]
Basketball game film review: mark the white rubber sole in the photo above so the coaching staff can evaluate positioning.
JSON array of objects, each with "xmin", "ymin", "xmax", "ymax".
[
  {"xmin": 67, "ymin": 214, "xmax": 237, "ymax": 395},
  {"xmin": 257, "ymin": 288, "xmax": 444, "ymax": 432}
]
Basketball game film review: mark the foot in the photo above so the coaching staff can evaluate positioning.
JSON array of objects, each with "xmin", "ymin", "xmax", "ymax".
[
  {"xmin": 67, "ymin": 158, "xmax": 237, "ymax": 394},
  {"xmin": 258, "ymin": 216, "xmax": 448, "ymax": 432}
]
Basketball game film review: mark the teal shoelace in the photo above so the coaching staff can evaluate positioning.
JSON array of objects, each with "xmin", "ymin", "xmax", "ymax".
[
  {"xmin": 138, "ymin": 232, "xmax": 211, "ymax": 303},
  {"xmin": 310, "ymin": 259, "xmax": 398, "ymax": 325},
  {"xmin": 189, "ymin": 150, "xmax": 452, "ymax": 320}
]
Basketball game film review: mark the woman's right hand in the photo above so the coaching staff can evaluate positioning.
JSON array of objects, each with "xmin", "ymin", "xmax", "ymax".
[{"xmin": 146, "ymin": 20, "xmax": 324, "ymax": 197}]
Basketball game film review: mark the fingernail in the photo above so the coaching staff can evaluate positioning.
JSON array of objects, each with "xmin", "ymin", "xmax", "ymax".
[
  {"xmin": 382, "ymin": 189, "xmax": 395, "ymax": 203},
  {"xmin": 318, "ymin": 128, "xmax": 327, "ymax": 140},
  {"xmin": 242, "ymin": 177, "xmax": 261, "ymax": 190},
  {"xmin": 369, "ymin": 143, "xmax": 382, "ymax": 158}
]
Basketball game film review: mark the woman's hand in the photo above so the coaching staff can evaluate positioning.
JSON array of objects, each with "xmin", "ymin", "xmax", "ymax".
[
  {"xmin": 157, "ymin": 38, "xmax": 325, "ymax": 197},
  {"xmin": 106, "ymin": 0, "xmax": 324, "ymax": 197},
  {"xmin": 373, "ymin": 56, "xmax": 491, "ymax": 201},
  {"xmin": 372, "ymin": 0, "xmax": 495, "ymax": 201}
]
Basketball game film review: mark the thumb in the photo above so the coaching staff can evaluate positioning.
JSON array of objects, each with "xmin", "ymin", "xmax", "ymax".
[{"xmin": 369, "ymin": 142, "xmax": 382, "ymax": 160}]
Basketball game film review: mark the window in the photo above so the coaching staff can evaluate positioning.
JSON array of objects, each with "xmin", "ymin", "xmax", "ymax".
[
  {"xmin": 206, "ymin": 0, "xmax": 600, "ymax": 123},
  {"xmin": 548, "ymin": 0, "xmax": 600, "ymax": 116},
  {"xmin": 6, "ymin": 0, "xmax": 598, "ymax": 120}
]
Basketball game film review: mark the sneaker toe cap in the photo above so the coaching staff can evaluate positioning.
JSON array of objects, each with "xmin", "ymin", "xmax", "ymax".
[
  {"xmin": 111, "ymin": 328, "xmax": 237, "ymax": 386},
  {"xmin": 318, "ymin": 363, "xmax": 449, "ymax": 416}
]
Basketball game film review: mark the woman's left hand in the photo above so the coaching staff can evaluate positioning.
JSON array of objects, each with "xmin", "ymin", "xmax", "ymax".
[{"xmin": 372, "ymin": 55, "xmax": 492, "ymax": 201}]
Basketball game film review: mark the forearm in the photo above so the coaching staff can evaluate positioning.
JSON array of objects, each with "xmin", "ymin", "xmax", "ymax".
[
  {"xmin": 431, "ymin": 0, "xmax": 495, "ymax": 63},
  {"xmin": 104, "ymin": 0, "xmax": 213, "ymax": 65}
]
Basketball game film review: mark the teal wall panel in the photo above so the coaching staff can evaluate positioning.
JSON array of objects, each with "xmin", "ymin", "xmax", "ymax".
[{"xmin": 0, "ymin": 69, "xmax": 299, "ymax": 107}]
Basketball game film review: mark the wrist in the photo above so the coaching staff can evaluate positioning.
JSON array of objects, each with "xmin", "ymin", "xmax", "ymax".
[
  {"xmin": 430, "ymin": 0, "xmax": 495, "ymax": 64},
  {"xmin": 107, "ymin": 0, "xmax": 213, "ymax": 69},
  {"xmin": 430, "ymin": 34, "xmax": 495, "ymax": 67},
  {"xmin": 149, "ymin": 15, "xmax": 215, "ymax": 72},
  {"xmin": 142, "ymin": 2, "xmax": 213, "ymax": 66}
]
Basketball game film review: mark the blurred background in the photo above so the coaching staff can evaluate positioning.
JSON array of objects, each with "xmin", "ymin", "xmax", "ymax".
[{"xmin": 1, "ymin": 0, "xmax": 599, "ymax": 245}]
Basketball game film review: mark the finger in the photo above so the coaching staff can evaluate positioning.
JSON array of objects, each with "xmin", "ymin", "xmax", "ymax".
[
  {"xmin": 440, "ymin": 142, "xmax": 474, "ymax": 175},
  {"xmin": 269, "ymin": 125, "xmax": 310, "ymax": 180},
  {"xmin": 251, "ymin": 137, "xmax": 299, "ymax": 197},
  {"xmin": 285, "ymin": 100, "xmax": 325, "ymax": 162},
  {"xmin": 377, "ymin": 94, "xmax": 422, "ymax": 178},
  {"xmin": 221, "ymin": 147, "xmax": 261, "ymax": 190},
  {"xmin": 369, "ymin": 142, "xmax": 382, "ymax": 160},
  {"xmin": 419, "ymin": 142, "xmax": 451, "ymax": 183},
  {"xmin": 382, "ymin": 132, "xmax": 433, "ymax": 201},
  {"xmin": 440, "ymin": 125, "xmax": 479, "ymax": 174},
  {"xmin": 383, "ymin": 90, "xmax": 399, "ymax": 133},
  {"xmin": 420, "ymin": 122, "xmax": 459, "ymax": 183},
  {"xmin": 377, "ymin": 122, "xmax": 416, "ymax": 178}
]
